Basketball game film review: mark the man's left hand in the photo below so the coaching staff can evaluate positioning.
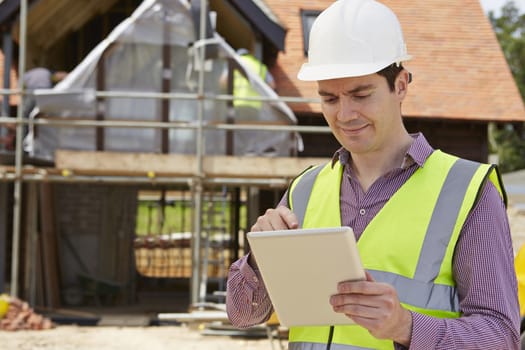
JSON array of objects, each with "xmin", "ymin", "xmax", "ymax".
[{"xmin": 329, "ymin": 271, "xmax": 412, "ymax": 347}]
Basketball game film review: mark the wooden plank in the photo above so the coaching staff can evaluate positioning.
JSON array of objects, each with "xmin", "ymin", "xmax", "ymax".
[
  {"xmin": 0, "ymin": 184, "xmax": 8, "ymax": 293},
  {"xmin": 24, "ymin": 183, "xmax": 39, "ymax": 305},
  {"xmin": 39, "ymin": 183, "xmax": 61, "ymax": 308},
  {"xmin": 203, "ymin": 155, "xmax": 325, "ymax": 178},
  {"xmin": 55, "ymin": 150, "xmax": 329, "ymax": 179},
  {"xmin": 55, "ymin": 151, "xmax": 197, "ymax": 176}
]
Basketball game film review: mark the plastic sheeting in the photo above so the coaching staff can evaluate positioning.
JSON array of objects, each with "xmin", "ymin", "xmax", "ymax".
[{"xmin": 27, "ymin": 0, "xmax": 301, "ymax": 160}]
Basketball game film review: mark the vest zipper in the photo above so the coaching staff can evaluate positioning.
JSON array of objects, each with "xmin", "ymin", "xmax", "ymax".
[{"xmin": 326, "ymin": 325, "xmax": 334, "ymax": 350}]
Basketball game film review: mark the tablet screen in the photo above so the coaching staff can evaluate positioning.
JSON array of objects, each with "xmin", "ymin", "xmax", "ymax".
[{"xmin": 246, "ymin": 226, "xmax": 365, "ymax": 327}]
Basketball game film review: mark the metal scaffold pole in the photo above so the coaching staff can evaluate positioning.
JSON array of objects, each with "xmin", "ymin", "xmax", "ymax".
[
  {"xmin": 10, "ymin": 0, "xmax": 28, "ymax": 297},
  {"xmin": 0, "ymin": 0, "xmax": 333, "ymax": 309},
  {"xmin": 190, "ymin": 0, "xmax": 208, "ymax": 306}
]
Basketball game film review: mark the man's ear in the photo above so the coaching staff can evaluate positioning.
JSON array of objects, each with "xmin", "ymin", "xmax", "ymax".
[{"xmin": 396, "ymin": 70, "xmax": 410, "ymax": 98}]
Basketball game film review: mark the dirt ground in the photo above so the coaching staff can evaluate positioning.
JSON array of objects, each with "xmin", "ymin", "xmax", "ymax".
[{"xmin": 0, "ymin": 324, "xmax": 287, "ymax": 350}]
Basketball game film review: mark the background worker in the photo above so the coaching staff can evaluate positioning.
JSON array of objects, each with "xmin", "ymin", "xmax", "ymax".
[
  {"xmin": 0, "ymin": 67, "xmax": 67, "ymax": 150},
  {"xmin": 222, "ymin": 48, "xmax": 277, "ymax": 155},
  {"xmin": 226, "ymin": 0, "xmax": 520, "ymax": 349},
  {"xmin": 234, "ymin": 47, "xmax": 276, "ymax": 99},
  {"xmin": 22, "ymin": 67, "xmax": 68, "ymax": 121},
  {"xmin": 222, "ymin": 47, "xmax": 276, "ymax": 120}
]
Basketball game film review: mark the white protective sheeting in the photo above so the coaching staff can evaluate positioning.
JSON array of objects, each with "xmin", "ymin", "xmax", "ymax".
[{"xmin": 27, "ymin": 0, "xmax": 301, "ymax": 160}]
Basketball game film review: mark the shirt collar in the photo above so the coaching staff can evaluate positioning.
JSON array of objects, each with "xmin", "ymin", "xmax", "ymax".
[{"xmin": 330, "ymin": 132, "xmax": 434, "ymax": 169}]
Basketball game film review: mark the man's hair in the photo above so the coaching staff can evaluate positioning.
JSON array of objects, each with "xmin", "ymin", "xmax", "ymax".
[{"xmin": 377, "ymin": 63, "xmax": 405, "ymax": 92}]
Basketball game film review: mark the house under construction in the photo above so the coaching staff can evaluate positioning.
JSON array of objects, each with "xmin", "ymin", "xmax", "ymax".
[
  {"xmin": 0, "ymin": 0, "xmax": 329, "ymax": 318},
  {"xmin": 0, "ymin": 0, "xmax": 524, "ymax": 323}
]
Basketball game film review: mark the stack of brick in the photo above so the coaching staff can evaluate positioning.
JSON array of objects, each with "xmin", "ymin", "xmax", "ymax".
[{"xmin": 0, "ymin": 294, "xmax": 54, "ymax": 331}]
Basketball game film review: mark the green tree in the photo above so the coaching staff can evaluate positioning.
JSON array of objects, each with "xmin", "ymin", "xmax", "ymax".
[
  {"xmin": 490, "ymin": 1, "xmax": 525, "ymax": 98},
  {"xmin": 488, "ymin": 1, "xmax": 525, "ymax": 172}
]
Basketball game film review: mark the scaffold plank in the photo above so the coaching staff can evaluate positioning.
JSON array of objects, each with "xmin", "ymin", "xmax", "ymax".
[{"xmin": 55, "ymin": 150, "xmax": 329, "ymax": 179}]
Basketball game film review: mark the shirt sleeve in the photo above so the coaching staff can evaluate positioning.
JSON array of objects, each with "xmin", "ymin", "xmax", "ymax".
[
  {"xmin": 225, "ymin": 193, "xmax": 289, "ymax": 328},
  {"xmin": 225, "ymin": 253, "xmax": 274, "ymax": 328},
  {"xmin": 408, "ymin": 181, "xmax": 521, "ymax": 349}
]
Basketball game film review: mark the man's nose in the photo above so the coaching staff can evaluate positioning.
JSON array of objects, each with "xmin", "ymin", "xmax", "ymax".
[{"xmin": 337, "ymin": 98, "xmax": 359, "ymax": 121}]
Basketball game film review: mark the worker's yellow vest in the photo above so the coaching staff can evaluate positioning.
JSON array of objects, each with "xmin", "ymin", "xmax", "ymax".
[
  {"xmin": 286, "ymin": 150, "xmax": 505, "ymax": 350},
  {"xmin": 233, "ymin": 54, "xmax": 267, "ymax": 109}
]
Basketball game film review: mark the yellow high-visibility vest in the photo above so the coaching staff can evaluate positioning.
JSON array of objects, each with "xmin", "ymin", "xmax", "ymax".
[
  {"xmin": 286, "ymin": 150, "xmax": 505, "ymax": 350},
  {"xmin": 233, "ymin": 54, "xmax": 267, "ymax": 109}
]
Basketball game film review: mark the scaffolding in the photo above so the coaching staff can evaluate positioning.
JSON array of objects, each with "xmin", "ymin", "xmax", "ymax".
[{"xmin": 0, "ymin": 0, "xmax": 330, "ymax": 308}]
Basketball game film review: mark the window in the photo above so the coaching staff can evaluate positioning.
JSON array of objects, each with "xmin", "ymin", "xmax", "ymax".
[{"xmin": 300, "ymin": 9, "xmax": 321, "ymax": 56}]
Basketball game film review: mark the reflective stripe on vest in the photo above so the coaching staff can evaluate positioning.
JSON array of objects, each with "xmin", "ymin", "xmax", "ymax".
[
  {"xmin": 287, "ymin": 150, "xmax": 505, "ymax": 349},
  {"xmin": 288, "ymin": 164, "xmax": 324, "ymax": 225},
  {"xmin": 290, "ymin": 153, "xmax": 502, "ymax": 312}
]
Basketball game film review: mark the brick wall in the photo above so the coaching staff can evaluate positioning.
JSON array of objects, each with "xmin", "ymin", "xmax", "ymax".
[
  {"xmin": 54, "ymin": 183, "xmax": 138, "ymax": 304},
  {"xmin": 0, "ymin": 51, "xmax": 20, "ymax": 109}
]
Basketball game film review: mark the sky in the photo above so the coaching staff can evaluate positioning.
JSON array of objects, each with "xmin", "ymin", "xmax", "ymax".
[{"xmin": 479, "ymin": 0, "xmax": 525, "ymax": 16}]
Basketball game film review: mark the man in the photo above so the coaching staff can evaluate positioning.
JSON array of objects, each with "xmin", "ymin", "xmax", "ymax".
[
  {"xmin": 223, "ymin": 47, "xmax": 276, "ymax": 118},
  {"xmin": 225, "ymin": 48, "xmax": 277, "ymax": 155},
  {"xmin": 1, "ymin": 68, "xmax": 66, "ymax": 150},
  {"xmin": 22, "ymin": 67, "xmax": 68, "ymax": 120},
  {"xmin": 12, "ymin": 68, "xmax": 67, "ymax": 149},
  {"xmin": 226, "ymin": 0, "xmax": 521, "ymax": 349}
]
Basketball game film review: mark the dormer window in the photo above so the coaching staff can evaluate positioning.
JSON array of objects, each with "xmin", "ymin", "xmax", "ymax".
[{"xmin": 300, "ymin": 9, "xmax": 321, "ymax": 56}]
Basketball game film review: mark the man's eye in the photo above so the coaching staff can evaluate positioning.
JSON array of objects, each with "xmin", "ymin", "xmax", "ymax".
[
  {"xmin": 322, "ymin": 97, "xmax": 338, "ymax": 104},
  {"xmin": 353, "ymin": 94, "xmax": 370, "ymax": 100}
]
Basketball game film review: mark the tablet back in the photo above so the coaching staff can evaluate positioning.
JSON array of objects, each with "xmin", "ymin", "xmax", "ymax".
[{"xmin": 246, "ymin": 226, "xmax": 365, "ymax": 327}]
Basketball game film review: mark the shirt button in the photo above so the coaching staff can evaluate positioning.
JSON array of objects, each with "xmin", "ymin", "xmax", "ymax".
[
  {"xmin": 252, "ymin": 276, "xmax": 258, "ymax": 283},
  {"xmin": 359, "ymin": 209, "xmax": 366, "ymax": 215},
  {"xmin": 252, "ymin": 302, "xmax": 258, "ymax": 307}
]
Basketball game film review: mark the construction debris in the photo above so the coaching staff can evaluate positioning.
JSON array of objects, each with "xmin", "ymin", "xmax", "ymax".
[{"xmin": 0, "ymin": 294, "xmax": 54, "ymax": 331}]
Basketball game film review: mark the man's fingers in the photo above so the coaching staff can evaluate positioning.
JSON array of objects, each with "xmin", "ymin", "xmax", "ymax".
[
  {"xmin": 276, "ymin": 206, "xmax": 299, "ymax": 229},
  {"xmin": 250, "ymin": 206, "xmax": 299, "ymax": 232}
]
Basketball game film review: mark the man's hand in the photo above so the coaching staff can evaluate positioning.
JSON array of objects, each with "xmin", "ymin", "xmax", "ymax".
[
  {"xmin": 250, "ymin": 205, "xmax": 299, "ymax": 232},
  {"xmin": 329, "ymin": 271, "xmax": 412, "ymax": 347},
  {"xmin": 248, "ymin": 206, "xmax": 299, "ymax": 268}
]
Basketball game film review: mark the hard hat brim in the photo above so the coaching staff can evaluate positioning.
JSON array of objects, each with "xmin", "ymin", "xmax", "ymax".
[{"xmin": 297, "ymin": 55, "xmax": 412, "ymax": 81}]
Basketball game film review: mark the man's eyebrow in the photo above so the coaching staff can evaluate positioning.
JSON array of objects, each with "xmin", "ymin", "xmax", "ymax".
[
  {"xmin": 318, "ymin": 90, "xmax": 335, "ymax": 96},
  {"xmin": 318, "ymin": 84, "xmax": 375, "ymax": 96}
]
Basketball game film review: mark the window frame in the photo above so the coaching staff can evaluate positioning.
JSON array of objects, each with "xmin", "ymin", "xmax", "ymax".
[{"xmin": 300, "ymin": 9, "xmax": 321, "ymax": 57}]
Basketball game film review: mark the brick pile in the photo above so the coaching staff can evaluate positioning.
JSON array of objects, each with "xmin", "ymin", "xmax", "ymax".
[{"xmin": 0, "ymin": 295, "xmax": 54, "ymax": 331}]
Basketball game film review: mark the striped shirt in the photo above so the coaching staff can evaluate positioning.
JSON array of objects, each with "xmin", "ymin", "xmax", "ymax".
[{"xmin": 226, "ymin": 133, "xmax": 520, "ymax": 349}]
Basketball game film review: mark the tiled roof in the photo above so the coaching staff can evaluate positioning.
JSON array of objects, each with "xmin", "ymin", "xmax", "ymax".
[
  {"xmin": 266, "ymin": 0, "xmax": 525, "ymax": 122},
  {"xmin": 228, "ymin": 0, "xmax": 287, "ymax": 51},
  {"xmin": 250, "ymin": 0, "xmax": 286, "ymax": 28}
]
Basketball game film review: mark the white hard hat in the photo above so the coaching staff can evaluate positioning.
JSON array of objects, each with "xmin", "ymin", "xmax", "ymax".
[{"xmin": 298, "ymin": 0, "xmax": 412, "ymax": 81}]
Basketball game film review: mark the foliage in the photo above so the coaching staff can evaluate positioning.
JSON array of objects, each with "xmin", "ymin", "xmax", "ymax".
[
  {"xmin": 489, "ymin": 123, "xmax": 525, "ymax": 172},
  {"xmin": 490, "ymin": 1, "xmax": 525, "ymax": 99},
  {"xmin": 135, "ymin": 199, "xmax": 247, "ymax": 236},
  {"xmin": 488, "ymin": 1, "xmax": 525, "ymax": 172}
]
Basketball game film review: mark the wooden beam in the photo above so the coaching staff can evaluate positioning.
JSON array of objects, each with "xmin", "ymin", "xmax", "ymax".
[
  {"xmin": 27, "ymin": 0, "xmax": 120, "ymax": 51},
  {"xmin": 39, "ymin": 183, "xmax": 61, "ymax": 308},
  {"xmin": 54, "ymin": 150, "xmax": 329, "ymax": 179},
  {"xmin": 0, "ymin": 184, "xmax": 8, "ymax": 293}
]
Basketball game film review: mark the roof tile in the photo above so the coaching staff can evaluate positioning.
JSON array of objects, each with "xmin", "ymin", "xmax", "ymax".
[{"xmin": 266, "ymin": 0, "xmax": 525, "ymax": 122}]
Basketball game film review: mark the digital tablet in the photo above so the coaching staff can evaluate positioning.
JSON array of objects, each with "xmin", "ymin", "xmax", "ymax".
[{"xmin": 246, "ymin": 226, "xmax": 365, "ymax": 327}]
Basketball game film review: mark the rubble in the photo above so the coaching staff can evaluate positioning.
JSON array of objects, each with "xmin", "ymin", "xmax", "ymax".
[{"xmin": 0, "ymin": 294, "xmax": 54, "ymax": 331}]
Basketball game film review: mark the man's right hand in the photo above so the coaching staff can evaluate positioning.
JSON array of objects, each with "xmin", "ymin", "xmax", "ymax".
[
  {"xmin": 250, "ymin": 205, "xmax": 299, "ymax": 232},
  {"xmin": 248, "ymin": 206, "xmax": 299, "ymax": 268}
]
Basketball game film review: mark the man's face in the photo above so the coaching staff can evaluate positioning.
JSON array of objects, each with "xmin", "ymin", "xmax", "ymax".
[{"xmin": 317, "ymin": 72, "xmax": 407, "ymax": 156}]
